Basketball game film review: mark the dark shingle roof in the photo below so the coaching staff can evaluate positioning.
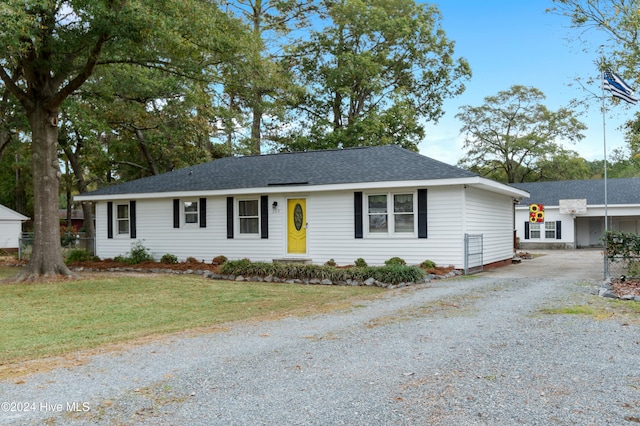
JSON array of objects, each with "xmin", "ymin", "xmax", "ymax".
[
  {"xmin": 510, "ymin": 178, "xmax": 640, "ymax": 206},
  {"xmin": 80, "ymin": 145, "xmax": 478, "ymax": 197}
]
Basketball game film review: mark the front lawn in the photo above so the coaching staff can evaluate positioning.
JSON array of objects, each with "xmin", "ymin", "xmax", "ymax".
[{"xmin": 0, "ymin": 266, "xmax": 383, "ymax": 379}]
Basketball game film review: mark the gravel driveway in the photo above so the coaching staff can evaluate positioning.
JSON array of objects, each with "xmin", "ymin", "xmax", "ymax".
[{"xmin": 2, "ymin": 249, "xmax": 639, "ymax": 425}]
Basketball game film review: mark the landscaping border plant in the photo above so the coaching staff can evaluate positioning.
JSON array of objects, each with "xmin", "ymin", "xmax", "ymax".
[{"xmin": 220, "ymin": 259, "xmax": 426, "ymax": 285}]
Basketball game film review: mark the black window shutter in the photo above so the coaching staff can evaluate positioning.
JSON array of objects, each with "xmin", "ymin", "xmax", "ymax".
[
  {"xmin": 173, "ymin": 199, "xmax": 180, "ymax": 228},
  {"xmin": 418, "ymin": 189, "xmax": 428, "ymax": 239},
  {"xmin": 556, "ymin": 221, "xmax": 561, "ymax": 239},
  {"xmin": 107, "ymin": 202, "xmax": 113, "ymax": 239},
  {"xmin": 260, "ymin": 195, "xmax": 268, "ymax": 239},
  {"xmin": 524, "ymin": 222, "xmax": 530, "ymax": 240},
  {"xmin": 199, "ymin": 198, "xmax": 207, "ymax": 228},
  {"xmin": 226, "ymin": 197, "xmax": 234, "ymax": 239},
  {"xmin": 354, "ymin": 192, "xmax": 363, "ymax": 239},
  {"xmin": 129, "ymin": 201, "xmax": 137, "ymax": 238}
]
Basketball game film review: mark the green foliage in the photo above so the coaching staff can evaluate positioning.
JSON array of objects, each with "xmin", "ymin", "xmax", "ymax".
[
  {"xmin": 65, "ymin": 249, "xmax": 99, "ymax": 264},
  {"xmin": 354, "ymin": 258, "xmax": 368, "ymax": 267},
  {"xmin": 283, "ymin": 0, "xmax": 470, "ymax": 151},
  {"xmin": 0, "ymin": 0, "xmax": 249, "ymax": 277},
  {"xmin": 420, "ymin": 259, "xmax": 436, "ymax": 269},
  {"xmin": 628, "ymin": 260, "xmax": 640, "ymax": 277},
  {"xmin": 604, "ymin": 230, "xmax": 640, "ymax": 260},
  {"xmin": 160, "ymin": 254, "xmax": 178, "ymax": 264},
  {"xmin": 325, "ymin": 258, "xmax": 337, "ymax": 267},
  {"xmin": 456, "ymin": 85, "xmax": 586, "ymax": 183},
  {"xmin": 604, "ymin": 230, "xmax": 640, "ymax": 277},
  {"xmin": 116, "ymin": 241, "xmax": 154, "ymax": 265},
  {"xmin": 384, "ymin": 257, "xmax": 406, "ymax": 266},
  {"xmin": 129, "ymin": 242, "xmax": 153, "ymax": 264},
  {"xmin": 60, "ymin": 229, "xmax": 77, "ymax": 247},
  {"xmin": 0, "ymin": 274, "xmax": 379, "ymax": 372},
  {"xmin": 220, "ymin": 260, "xmax": 425, "ymax": 285}
]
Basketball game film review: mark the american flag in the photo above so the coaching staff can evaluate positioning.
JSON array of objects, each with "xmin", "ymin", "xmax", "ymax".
[{"xmin": 603, "ymin": 69, "xmax": 638, "ymax": 105}]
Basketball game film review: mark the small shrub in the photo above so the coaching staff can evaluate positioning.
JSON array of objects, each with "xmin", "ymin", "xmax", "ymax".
[
  {"xmin": 212, "ymin": 255, "xmax": 228, "ymax": 265},
  {"xmin": 185, "ymin": 256, "xmax": 200, "ymax": 264},
  {"xmin": 325, "ymin": 258, "xmax": 337, "ymax": 267},
  {"xmin": 385, "ymin": 256, "xmax": 406, "ymax": 266},
  {"xmin": 116, "ymin": 241, "xmax": 153, "ymax": 265},
  {"xmin": 60, "ymin": 229, "xmax": 77, "ymax": 247},
  {"xmin": 354, "ymin": 258, "xmax": 367, "ymax": 268},
  {"xmin": 420, "ymin": 259, "xmax": 436, "ymax": 269},
  {"xmin": 65, "ymin": 249, "xmax": 99, "ymax": 263},
  {"xmin": 367, "ymin": 265, "xmax": 424, "ymax": 284},
  {"xmin": 160, "ymin": 254, "xmax": 178, "ymax": 264},
  {"xmin": 220, "ymin": 258, "xmax": 254, "ymax": 275},
  {"xmin": 128, "ymin": 241, "xmax": 153, "ymax": 264}
]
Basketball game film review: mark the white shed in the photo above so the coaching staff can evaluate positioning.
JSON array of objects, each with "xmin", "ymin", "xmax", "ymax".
[
  {"xmin": 0, "ymin": 204, "xmax": 29, "ymax": 250},
  {"xmin": 75, "ymin": 146, "xmax": 528, "ymax": 270}
]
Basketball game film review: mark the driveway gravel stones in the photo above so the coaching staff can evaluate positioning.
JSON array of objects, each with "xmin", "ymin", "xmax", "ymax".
[{"xmin": 2, "ymin": 250, "xmax": 639, "ymax": 425}]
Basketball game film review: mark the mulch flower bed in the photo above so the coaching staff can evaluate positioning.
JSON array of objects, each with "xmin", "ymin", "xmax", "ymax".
[{"xmin": 609, "ymin": 277, "xmax": 640, "ymax": 298}]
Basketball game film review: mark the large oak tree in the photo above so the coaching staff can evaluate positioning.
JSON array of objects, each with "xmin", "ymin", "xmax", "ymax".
[
  {"xmin": 456, "ymin": 85, "xmax": 586, "ymax": 183},
  {"xmin": 0, "ymin": 0, "xmax": 244, "ymax": 281},
  {"xmin": 284, "ymin": 0, "xmax": 471, "ymax": 151}
]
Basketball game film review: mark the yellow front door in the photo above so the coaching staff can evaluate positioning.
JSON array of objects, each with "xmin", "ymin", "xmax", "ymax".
[{"xmin": 287, "ymin": 199, "xmax": 306, "ymax": 254}]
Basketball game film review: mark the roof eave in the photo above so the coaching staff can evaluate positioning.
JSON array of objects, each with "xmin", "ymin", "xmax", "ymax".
[{"xmin": 74, "ymin": 176, "xmax": 527, "ymax": 202}]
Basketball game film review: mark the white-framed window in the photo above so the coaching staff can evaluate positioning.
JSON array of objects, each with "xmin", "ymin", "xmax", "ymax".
[
  {"xmin": 393, "ymin": 194, "xmax": 414, "ymax": 233},
  {"xmin": 367, "ymin": 192, "xmax": 415, "ymax": 235},
  {"xmin": 239, "ymin": 199, "xmax": 259, "ymax": 235},
  {"xmin": 529, "ymin": 222, "xmax": 541, "ymax": 239},
  {"xmin": 116, "ymin": 204, "xmax": 129, "ymax": 235},
  {"xmin": 368, "ymin": 194, "xmax": 388, "ymax": 233},
  {"xmin": 184, "ymin": 201, "xmax": 199, "ymax": 224},
  {"xmin": 545, "ymin": 221, "xmax": 556, "ymax": 239}
]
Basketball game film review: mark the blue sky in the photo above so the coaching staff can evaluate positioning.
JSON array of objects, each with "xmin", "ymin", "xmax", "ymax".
[{"xmin": 419, "ymin": 0, "xmax": 635, "ymax": 166}]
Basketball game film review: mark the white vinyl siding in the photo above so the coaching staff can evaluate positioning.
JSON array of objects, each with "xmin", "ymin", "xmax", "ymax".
[
  {"xmin": 92, "ymin": 185, "xmax": 518, "ymax": 269},
  {"xmin": 310, "ymin": 188, "xmax": 465, "ymax": 267},
  {"xmin": 0, "ymin": 221, "xmax": 23, "ymax": 249},
  {"xmin": 464, "ymin": 187, "xmax": 515, "ymax": 265}
]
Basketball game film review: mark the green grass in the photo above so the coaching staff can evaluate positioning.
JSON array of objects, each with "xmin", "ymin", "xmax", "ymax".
[
  {"xmin": 539, "ymin": 296, "xmax": 640, "ymax": 322},
  {"xmin": 0, "ymin": 265, "xmax": 383, "ymax": 376}
]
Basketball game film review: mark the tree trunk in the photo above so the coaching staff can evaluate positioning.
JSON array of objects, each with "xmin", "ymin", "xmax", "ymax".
[
  {"xmin": 15, "ymin": 107, "xmax": 73, "ymax": 281},
  {"xmin": 134, "ymin": 128, "xmax": 159, "ymax": 175},
  {"xmin": 250, "ymin": 104, "xmax": 262, "ymax": 155},
  {"xmin": 62, "ymin": 144, "xmax": 96, "ymax": 244}
]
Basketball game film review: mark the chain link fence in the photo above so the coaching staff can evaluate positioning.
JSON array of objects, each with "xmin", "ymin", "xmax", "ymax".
[
  {"xmin": 18, "ymin": 232, "xmax": 95, "ymax": 260},
  {"xmin": 464, "ymin": 233, "xmax": 483, "ymax": 274},
  {"xmin": 607, "ymin": 256, "xmax": 640, "ymax": 280}
]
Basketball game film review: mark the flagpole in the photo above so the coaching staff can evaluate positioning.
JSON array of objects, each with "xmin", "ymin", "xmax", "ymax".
[
  {"xmin": 601, "ymin": 65, "xmax": 638, "ymax": 279},
  {"xmin": 601, "ymin": 72, "xmax": 609, "ymax": 280}
]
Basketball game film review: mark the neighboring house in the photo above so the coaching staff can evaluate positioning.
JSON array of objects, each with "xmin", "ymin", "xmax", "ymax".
[
  {"xmin": 0, "ymin": 204, "xmax": 29, "ymax": 251},
  {"xmin": 511, "ymin": 178, "xmax": 640, "ymax": 249},
  {"xmin": 59, "ymin": 209, "xmax": 86, "ymax": 232},
  {"xmin": 74, "ymin": 146, "xmax": 529, "ymax": 269}
]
